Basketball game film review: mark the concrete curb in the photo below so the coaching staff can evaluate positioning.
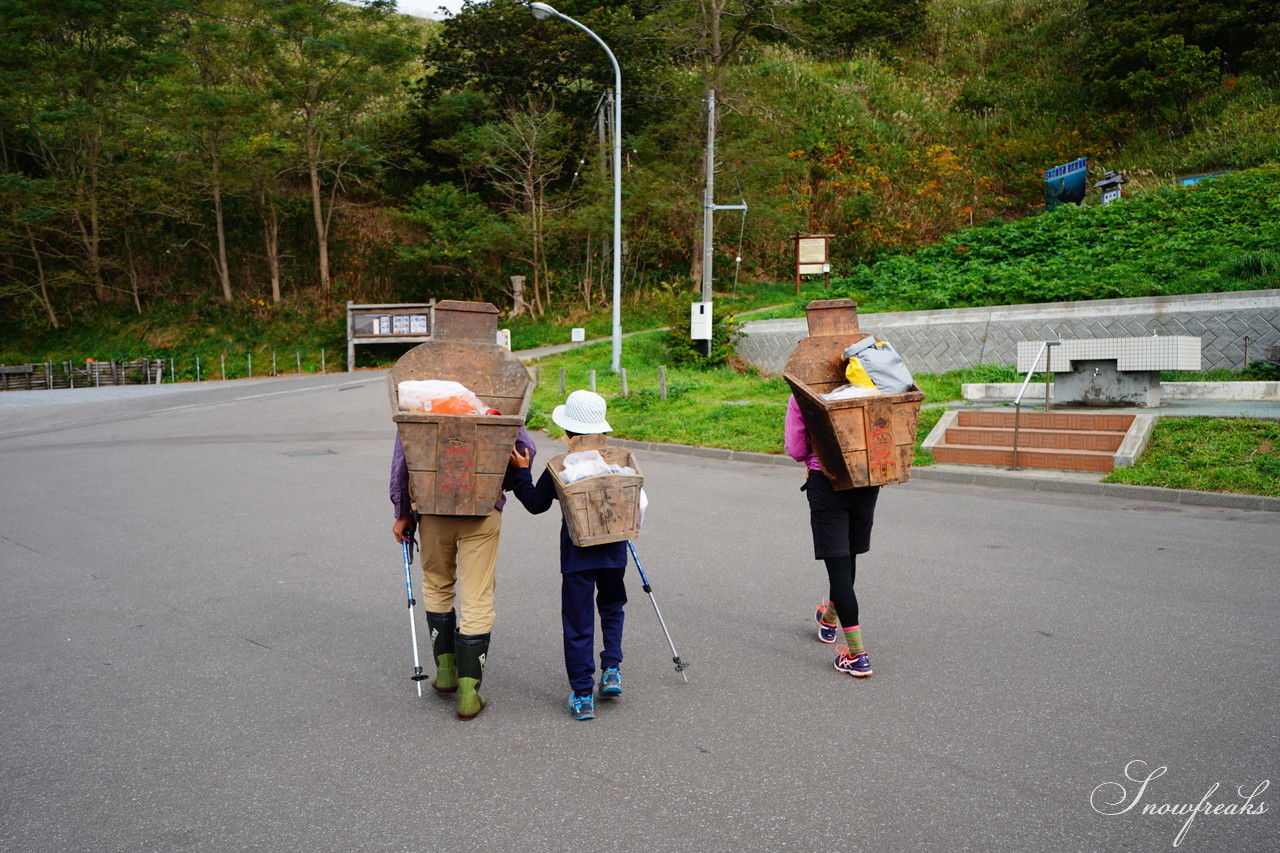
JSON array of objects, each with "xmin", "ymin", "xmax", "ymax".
[
  {"xmin": 604, "ymin": 437, "xmax": 1280, "ymax": 513},
  {"xmin": 909, "ymin": 464, "xmax": 1280, "ymax": 512},
  {"xmin": 1113, "ymin": 414, "xmax": 1157, "ymax": 468},
  {"xmin": 609, "ymin": 437, "xmax": 795, "ymax": 468}
]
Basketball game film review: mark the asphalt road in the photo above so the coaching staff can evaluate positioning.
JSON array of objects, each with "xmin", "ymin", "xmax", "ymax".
[{"xmin": 1, "ymin": 373, "xmax": 1276, "ymax": 852}]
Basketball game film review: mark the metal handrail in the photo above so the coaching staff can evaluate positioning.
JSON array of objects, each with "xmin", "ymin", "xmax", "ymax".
[{"xmin": 1011, "ymin": 341, "xmax": 1059, "ymax": 470}]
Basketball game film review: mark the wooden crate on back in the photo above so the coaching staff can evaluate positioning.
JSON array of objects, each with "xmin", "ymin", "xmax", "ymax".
[
  {"xmin": 783, "ymin": 299, "xmax": 925, "ymax": 489},
  {"xmin": 388, "ymin": 301, "xmax": 532, "ymax": 516},
  {"xmin": 547, "ymin": 433, "xmax": 643, "ymax": 547}
]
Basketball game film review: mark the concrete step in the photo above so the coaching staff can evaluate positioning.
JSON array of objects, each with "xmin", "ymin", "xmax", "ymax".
[
  {"xmin": 944, "ymin": 426, "xmax": 1126, "ymax": 452},
  {"xmin": 932, "ymin": 443, "xmax": 1118, "ymax": 473},
  {"xmin": 927, "ymin": 409, "xmax": 1139, "ymax": 473},
  {"xmin": 955, "ymin": 410, "xmax": 1135, "ymax": 432}
]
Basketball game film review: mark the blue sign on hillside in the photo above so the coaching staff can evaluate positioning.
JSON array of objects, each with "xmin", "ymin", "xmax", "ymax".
[
  {"xmin": 1045, "ymin": 157, "xmax": 1087, "ymax": 210},
  {"xmin": 1179, "ymin": 171, "xmax": 1234, "ymax": 187}
]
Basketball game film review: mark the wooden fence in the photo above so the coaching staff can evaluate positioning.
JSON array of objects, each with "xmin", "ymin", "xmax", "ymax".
[{"xmin": 0, "ymin": 360, "xmax": 167, "ymax": 391}]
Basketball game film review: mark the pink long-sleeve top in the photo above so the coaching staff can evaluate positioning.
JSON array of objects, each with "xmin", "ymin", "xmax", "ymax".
[{"xmin": 784, "ymin": 395, "xmax": 823, "ymax": 472}]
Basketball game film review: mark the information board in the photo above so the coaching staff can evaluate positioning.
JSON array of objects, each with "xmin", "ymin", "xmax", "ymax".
[
  {"xmin": 346, "ymin": 301, "xmax": 435, "ymax": 371},
  {"xmin": 791, "ymin": 233, "xmax": 834, "ymax": 293}
]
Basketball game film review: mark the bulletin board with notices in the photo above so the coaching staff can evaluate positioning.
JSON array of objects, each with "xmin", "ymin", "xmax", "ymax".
[{"xmin": 346, "ymin": 301, "xmax": 435, "ymax": 372}]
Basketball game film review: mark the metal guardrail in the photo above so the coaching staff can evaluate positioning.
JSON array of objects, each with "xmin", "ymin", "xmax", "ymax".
[{"xmin": 1010, "ymin": 341, "xmax": 1059, "ymax": 470}]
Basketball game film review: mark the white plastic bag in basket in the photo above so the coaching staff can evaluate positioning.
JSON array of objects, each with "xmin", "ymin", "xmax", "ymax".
[
  {"xmin": 397, "ymin": 380, "xmax": 487, "ymax": 414},
  {"xmin": 822, "ymin": 384, "xmax": 884, "ymax": 401},
  {"xmin": 559, "ymin": 450, "xmax": 648, "ymax": 528},
  {"xmin": 559, "ymin": 450, "xmax": 637, "ymax": 483}
]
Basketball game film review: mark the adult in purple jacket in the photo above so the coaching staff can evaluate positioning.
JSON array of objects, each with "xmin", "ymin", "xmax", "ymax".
[{"xmin": 390, "ymin": 425, "xmax": 535, "ymax": 720}]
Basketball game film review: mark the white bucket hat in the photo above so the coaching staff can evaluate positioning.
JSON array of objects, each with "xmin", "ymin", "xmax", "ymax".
[{"xmin": 552, "ymin": 390, "xmax": 612, "ymax": 434}]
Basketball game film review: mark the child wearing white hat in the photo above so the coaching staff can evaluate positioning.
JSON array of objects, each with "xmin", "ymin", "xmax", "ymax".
[{"xmin": 508, "ymin": 390, "xmax": 629, "ymax": 721}]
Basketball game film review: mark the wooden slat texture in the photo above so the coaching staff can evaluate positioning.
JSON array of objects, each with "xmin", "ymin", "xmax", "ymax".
[
  {"xmin": 389, "ymin": 301, "xmax": 532, "ymax": 516},
  {"xmin": 548, "ymin": 434, "xmax": 644, "ymax": 547}
]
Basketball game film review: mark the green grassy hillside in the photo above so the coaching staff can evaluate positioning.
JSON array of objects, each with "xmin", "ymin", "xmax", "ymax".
[{"xmin": 832, "ymin": 164, "xmax": 1280, "ymax": 312}]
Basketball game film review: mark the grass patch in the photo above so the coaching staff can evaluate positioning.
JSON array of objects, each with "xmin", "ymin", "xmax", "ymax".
[
  {"xmin": 505, "ymin": 279, "xmax": 801, "ymax": 352},
  {"xmin": 528, "ymin": 341, "xmax": 1280, "ymax": 498},
  {"xmin": 1103, "ymin": 417, "xmax": 1280, "ymax": 497},
  {"xmin": 529, "ymin": 335, "xmax": 968, "ymax": 462},
  {"xmin": 527, "ymin": 330, "xmax": 792, "ymax": 454}
]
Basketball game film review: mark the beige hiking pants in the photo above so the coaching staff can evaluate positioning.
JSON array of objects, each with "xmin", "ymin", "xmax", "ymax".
[{"xmin": 418, "ymin": 509, "xmax": 502, "ymax": 635}]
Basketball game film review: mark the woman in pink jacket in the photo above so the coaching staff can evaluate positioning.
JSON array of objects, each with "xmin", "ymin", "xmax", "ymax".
[{"xmin": 784, "ymin": 395, "xmax": 878, "ymax": 677}]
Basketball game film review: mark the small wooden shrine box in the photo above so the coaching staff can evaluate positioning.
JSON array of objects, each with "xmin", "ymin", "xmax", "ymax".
[
  {"xmin": 783, "ymin": 299, "xmax": 925, "ymax": 489},
  {"xmin": 388, "ymin": 301, "xmax": 532, "ymax": 516}
]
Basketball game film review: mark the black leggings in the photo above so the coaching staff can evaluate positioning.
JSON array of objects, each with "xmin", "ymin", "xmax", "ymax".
[{"xmin": 824, "ymin": 554, "xmax": 859, "ymax": 629}]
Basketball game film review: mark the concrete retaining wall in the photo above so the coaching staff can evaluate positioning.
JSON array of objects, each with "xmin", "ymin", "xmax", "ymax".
[{"xmin": 737, "ymin": 289, "xmax": 1280, "ymax": 375}]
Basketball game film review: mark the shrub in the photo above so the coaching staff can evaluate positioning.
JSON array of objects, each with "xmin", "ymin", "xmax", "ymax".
[{"xmin": 658, "ymin": 284, "xmax": 743, "ymax": 368}]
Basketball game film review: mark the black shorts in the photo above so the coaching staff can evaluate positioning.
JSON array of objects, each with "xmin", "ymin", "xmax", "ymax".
[{"xmin": 804, "ymin": 469, "xmax": 879, "ymax": 560}]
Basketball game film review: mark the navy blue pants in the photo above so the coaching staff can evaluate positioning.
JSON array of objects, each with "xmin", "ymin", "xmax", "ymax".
[{"xmin": 562, "ymin": 567, "xmax": 627, "ymax": 693}]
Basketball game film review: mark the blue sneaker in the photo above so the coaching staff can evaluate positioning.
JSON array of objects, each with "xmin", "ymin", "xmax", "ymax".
[
  {"xmin": 598, "ymin": 667, "xmax": 622, "ymax": 699},
  {"xmin": 834, "ymin": 646, "xmax": 872, "ymax": 677},
  {"xmin": 815, "ymin": 601, "xmax": 838, "ymax": 644},
  {"xmin": 567, "ymin": 691, "xmax": 595, "ymax": 720}
]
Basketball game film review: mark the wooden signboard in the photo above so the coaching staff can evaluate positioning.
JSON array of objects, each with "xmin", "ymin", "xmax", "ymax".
[
  {"xmin": 782, "ymin": 299, "xmax": 925, "ymax": 489},
  {"xmin": 791, "ymin": 233, "xmax": 833, "ymax": 293},
  {"xmin": 389, "ymin": 301, "xmax": 532, "ymax": 516},
  {"xmin": 546, "ymin": 433, "xmax": 643, "ymax": 547}
]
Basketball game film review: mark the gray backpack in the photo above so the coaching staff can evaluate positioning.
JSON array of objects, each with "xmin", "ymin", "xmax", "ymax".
[{"xmin": 842, "ymin": 337, "xmax": 915, "ymax": 395}]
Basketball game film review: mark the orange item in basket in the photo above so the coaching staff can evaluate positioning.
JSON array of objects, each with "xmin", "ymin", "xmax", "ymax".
[{"xmin": 427, "ymin": 395, "xmax": 478, "ymax": 414}]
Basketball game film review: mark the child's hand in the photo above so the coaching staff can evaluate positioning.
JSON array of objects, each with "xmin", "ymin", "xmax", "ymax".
[{"xmin": 510, "ymin": 447, "xmax": 532, "ymax": 469}]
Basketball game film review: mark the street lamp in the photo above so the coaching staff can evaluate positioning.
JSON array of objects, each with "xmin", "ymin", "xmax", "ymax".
[{"xmin": 529, "ymin": 2, "xmax": 623, "ymax": 373}]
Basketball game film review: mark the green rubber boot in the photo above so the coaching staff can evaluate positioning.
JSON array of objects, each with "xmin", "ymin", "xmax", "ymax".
[
  {"xmin": 425, "ymin": 611, "xmax": 458, "ymax": 694},
  {"xmin": 455, "ymin": 632, "xmax": 490, "ymax": 720}
]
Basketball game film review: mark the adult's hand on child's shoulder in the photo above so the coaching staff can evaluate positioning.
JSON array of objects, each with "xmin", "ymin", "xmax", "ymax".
[{"xmin": 510, "ymin": 447, "xmax": 532, "ymax": 469}]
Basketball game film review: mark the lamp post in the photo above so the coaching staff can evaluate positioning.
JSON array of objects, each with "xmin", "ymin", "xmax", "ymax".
[{"xmin": 529, "ymin": 2, "xmax": 623, "ymax": 373}]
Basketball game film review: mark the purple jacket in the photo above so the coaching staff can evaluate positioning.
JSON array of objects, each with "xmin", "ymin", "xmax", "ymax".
[
  {"xmin": 390, "ymin": 425, "xmax": 536, "ymax": 519},
  {"xmin": 784, "ymin": 395, "xmax": 823, "ymax": 472}
]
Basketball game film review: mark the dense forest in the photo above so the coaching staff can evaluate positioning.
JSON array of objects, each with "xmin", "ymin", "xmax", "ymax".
[{"xmin": 2, "ymin": 0, "xmax": 1277, "ymax": 335}]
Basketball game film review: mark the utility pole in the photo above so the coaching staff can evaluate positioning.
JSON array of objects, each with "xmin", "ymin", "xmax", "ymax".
[
  {"xmin": 700, "ymin": 89, "xmax": 717, "ymax": 309},
  {"xmin": 697, "ymin": 89, "xmax": 747, "ymax": 356}
]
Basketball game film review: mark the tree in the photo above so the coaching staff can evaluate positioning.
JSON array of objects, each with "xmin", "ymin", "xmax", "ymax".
[
  {"xmin": 1084, "ymin": 0, "xmax": 1279, "ymax": 75},
  {"xmin": 456, "ymin": 97, "xmax": 572, "ymax": 315},
  {"xmin": 0, "ymin": 0, "xmax": 175, "ymax": 304},
  {"xmin": 1115, "ymin": 35, "xmax": 1223, "ymax": 134},
  {"xmin": 396, "ymin": 181, "xmax": 518, "ymax": 299},
  {"xmin": 0, "ymin": 174, "xmax": 63, "ymax": 327},
  {"xmin": 160, "ymin": 6, "xmax": 264, "ymax": 303},
  {"xmin": 249, "ymin": 0, "xmax": 416, "ymax": 292},
  {"xmin": 231, "ymin": 131, "xmax": 295, "ymax": 304},
  {"xmin": 785, "ymin": 0, "xmax": 927, "ymax": 56}
]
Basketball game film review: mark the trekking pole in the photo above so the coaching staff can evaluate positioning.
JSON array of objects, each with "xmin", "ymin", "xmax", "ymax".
[
  {"xmin": 627, "ymin": 540, "xmax": 689, "ymax": 682},
  {"xmin": 401, "ymin": 539, "xmax": 428, "ymax": 696}
]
